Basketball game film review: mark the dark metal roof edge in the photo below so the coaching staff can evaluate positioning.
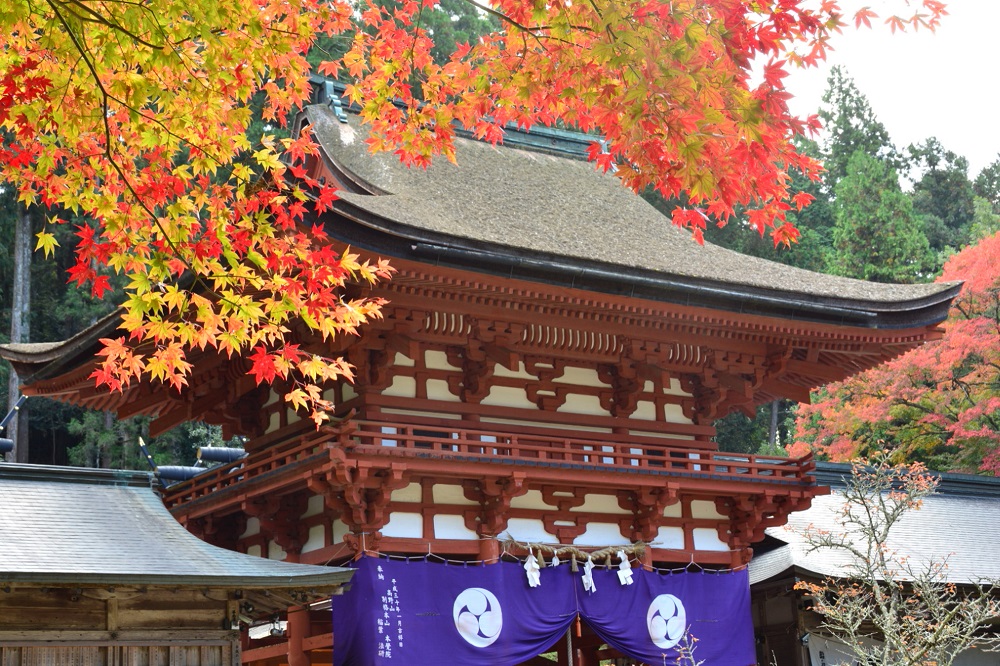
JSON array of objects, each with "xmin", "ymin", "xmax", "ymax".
[
  {"xmin": 0, "ymin": 570, "xmax": 354, "ymax": 590},
  {"xmin": 814, "ymin": 461, "xmax": 1000, "ymax": 497},
  {"xmin": 0, "ymin": 462, "xmax": 153, "ymax": 487},
  {"xmin": 325, "ymin": 199, "xmax": 958, "ymax": 331},
  {"xmin": 307, "ymin": 76, "xmax": 595, "ymax": 160}
]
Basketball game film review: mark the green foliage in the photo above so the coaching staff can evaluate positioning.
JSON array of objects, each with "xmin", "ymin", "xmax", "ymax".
[
  {"xmin": 67, "ymin": 413, "xmax": 229, "ymax": 470},
  {"xmin": 714, "ymin": 400, "xmax": 794, "ymax": 457},
  {"xmin": 421, "ymin": 0, "xmax": 501, "ymax": 64},
  {"xmin": 307, "ymin": 0, "xmax": 499, "ymax": 75},
  {"xmin": 828, "ymin": 151, "xmax": 932, "ymax": 284},
  {"xmin": 907, "ymin": 138, "xmax": 975, "ymax": 262},
  {"xmin": 973, "ymin": 155, "xmax": 1000, "ymax": 213},
  {"xmin": 969, "ymin": 196, "xmax": 1000, "ymax": 242},
  {"xmin": 819, "ymin": 67, "xmax": 903, "ymax": 193}
]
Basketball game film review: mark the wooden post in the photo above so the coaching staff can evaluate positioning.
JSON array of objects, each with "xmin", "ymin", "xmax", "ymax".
[
  {"xmin": 284, "ymin": 550, "xmax": 310, "ymax": 666},
  {"xmin": 286, "ymin": 605, "xmax": 311, "ymax": 666},
  {"xmin": 479, "ymin": 536, "xmax": 499, "ymax": 563}
]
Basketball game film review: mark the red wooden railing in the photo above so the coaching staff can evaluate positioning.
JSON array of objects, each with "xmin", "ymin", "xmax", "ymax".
[
  {"xmin": 163, "ymin": 418, "xmax": 814, "ymax": 509},
  {"xmin": 347, "ymin": 420, "xmax": 812, "ymax": 480}
]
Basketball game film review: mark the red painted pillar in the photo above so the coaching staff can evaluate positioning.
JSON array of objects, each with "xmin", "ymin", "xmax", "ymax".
[
  {"xmin": 287, "ymin": 606, "xmax": 311, "ymax": 666},
  {"xmin": 285, "ymin": 550, "xmax": 311, "ymax": 666}
]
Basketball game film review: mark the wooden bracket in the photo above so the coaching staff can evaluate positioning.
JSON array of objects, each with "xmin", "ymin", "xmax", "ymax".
[
  {"xmin": 306, "ymin": 462, "xmax": 409, "ymax": 535},
  {"xmin": 462, "ymin": 473, "xmax": 529, "ymax": 537},
  {"xmin": 243, "ymin": 492, "xmax": 309, "ymax": 556},
  {"xmin": 617, "ymin": 484, "xmax": 679, "ymax": 542}
]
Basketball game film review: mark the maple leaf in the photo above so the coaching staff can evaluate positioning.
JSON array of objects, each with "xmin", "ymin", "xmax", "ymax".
[
  {"xmin": 34, "ymin": 231, "xmax": 58, "ymax": 258},
  {"xmin": 248, "ymin": 345, "xmax": 281, "ymax": 385},
  {"xmin": 855, "ymin": 6, "xmax": 878, "ymax": 29},
  {"xmin": 0, "ymin": 0, "xmax": 946, "ymax": 425}
]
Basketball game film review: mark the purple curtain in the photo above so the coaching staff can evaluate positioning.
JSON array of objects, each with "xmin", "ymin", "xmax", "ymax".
[
  {"xmin": 332, "ymin": 557, "xmax": 576, "ymax": 665},
  {"xmin": 332, "ymin": 557, "xmax": 754, "ymax": 666},
  {"xmin": 578, "ymin": 567, "xmax": 755, "ymax": 665}
]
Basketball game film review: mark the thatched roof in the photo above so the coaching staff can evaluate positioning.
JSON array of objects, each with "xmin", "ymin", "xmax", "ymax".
[{"xmin": 305, "ymin": 104, "xmax": 958, "ymax": 330}]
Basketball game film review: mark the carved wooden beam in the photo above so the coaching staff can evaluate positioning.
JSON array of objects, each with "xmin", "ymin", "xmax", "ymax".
[
  {"xmin": 306, "ymin": 461, "xmax": 409, "ymax": 534},
  {"xmin": 244, "ymin": 492, "xmax": 309, "ymax": 556},
  {"xmin": 462, "ymin": 473, "xmax": 529, "ymax": 537},
  {"xmin": 186, "ymin": 512, "xmax": 248, "ymax": 550},
  {"xmin": 616, "ymin": 484, "xmax": 679, "ymax": 542}
]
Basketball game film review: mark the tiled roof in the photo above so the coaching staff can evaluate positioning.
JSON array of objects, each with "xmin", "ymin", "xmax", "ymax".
[
  {"xmin": 306, "ymin": 104, "xmax": 959, "ymax": 329},
  {"xmin": 0, "ymin": 463, "xmax": 352, "ymax": 591},
  {"xmin": 749, "ymin": 478, "xmax": 1000, "ymax": 586}
]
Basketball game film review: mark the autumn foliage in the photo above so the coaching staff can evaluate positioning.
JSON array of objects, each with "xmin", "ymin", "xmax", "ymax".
[
  {"xmin": 0, "ymin": 0, "xmax": 947, "ymax": 420},
  {"xmin": 792, "ymin": 232, "xmax": 1000, "ymax": 473}
]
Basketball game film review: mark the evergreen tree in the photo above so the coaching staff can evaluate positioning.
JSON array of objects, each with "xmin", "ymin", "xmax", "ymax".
[
  {"xmin": 907, "ymin": 138, "xmax": 975, "ymax": 259},
  {"xmin": 973, "ymin": 155, "xmax": 1000, "ymax": 213},
  {"xmin": 828, "ymin": 151, "xmax": 932, "ymax": 284},
  {"xmin": 819, "ymin": 67, "xmax": 902, "ymax": 193}
]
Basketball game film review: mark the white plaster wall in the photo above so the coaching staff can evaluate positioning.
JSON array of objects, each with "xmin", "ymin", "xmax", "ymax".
[
  {"xmin": 502, "ymin": 519, "xmax": 556, "ymax": 543},
  {"xmin": 481, "ymin": 385, "xmax": 537, "ymax": 410},
  {"xmin": 268, "ymin": 540, "xmax": 286, "ymax": 560},
  {"xmin": 663, "ymin": 502, "xmax": 683, "ymax": 518},
  {"xmin": 480, "ymin": 416, "xmax": 611, "ymax": 435},
  {"xmin": 655, "ymin": 526, "xmax": 685, "ymax": 550},
  {"xmin": 574, "ymin": 522, "xmax": 629, "ymax": 546},
  {"xmin": 508, "ymin": 489, "xmax": 550, "ymax": 510},
  {"xmin": 332, "ymin": 519, "xmax": 350, "ymax": 545},
  {"xmin": 302, "ymin": 524, "xmax": 325, "ymax": 553},
  {"xmin": 247, "ymin": 544, "xmax": 262, "ymax": 558},
  {"xmin": 556, "ymin": 393, "xmax": 606, "ymax": 416},
  {"xmin": 393, "ymin": 352, "xmax": 415, "ymax": 367},
  {"xmin": 383, "ymin": 407, "xmax": 461, "ymax": 421},
  {"xmin": 632, "ymin": 401, "xmax": 656, "ymax": 421},
  {"xmin": 554, "ymin": 367, "xmax": 607, "ymax": 387},
  {"xmin": 492, "ymin": 362, "xmax": 535, "ymax": 380},
  {"xmin": 665, "ymin": 378, "xmax": 691, "ymax": 396},
  {"xmin": 265, "ymin": 389, "xmax": 281, "ymax": 408},
  {"xmin": 391, "ymin": 482, "xmax": 423, "ymax": 503},
  {"xmin": 241, "ymin": 516, "xmax": 261, "ymax": 538},
  {"xmin": 383, "ymin": 376, "xmax": 417, "ymax": 398},
  {"xmin": 302, "ymin": 494, "xmax": 325, "ymax": 519},
  {"xmin": 663, "ymin": 403, "xmax": 690, "ymax": 424},
  {"xmin": 425, "ymin": 350, "xmax": 460, "ymax": 371},
  {"xmin": 431, "ymin": 484, "xmax": 479, "ymax": 506},
  {"xmin": 632, "ymin": 430, "xmax": 695, "ymax": 441},
  {"xmin": 692, "ymin": 527, "xmax": 729, "ymax": 551},
  {"xmin": 427, "ymin": 378, "xmax": 460, "ymax": 402},
  {"xmin": 433, "ymin": 514, "xmax": 479, "ymax": 540},
  {"xmin": 381, "ymin": 512, "xmax": 424, "ymax": 538},
  {"xmin": 573, "ymin": 494, "xmax": 630, "ymax": 515},
  {"xmin": 690, "ymin": 500, "xmax": 725, "ymax": 520}
]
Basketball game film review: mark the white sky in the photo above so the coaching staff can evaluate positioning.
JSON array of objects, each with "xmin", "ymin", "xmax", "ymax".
[{"xmin": 782, "ymin": 1, "xmax": 1000, "ymax": 177}]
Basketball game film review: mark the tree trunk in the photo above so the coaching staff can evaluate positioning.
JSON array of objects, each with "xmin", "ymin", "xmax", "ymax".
[
  {"xmin": 7, "ymin": 203, "xmax": 31, "ymax": 463},
  {"xmin": 768, "ymin": 399, "xmax": 780, "ymax": 448}
]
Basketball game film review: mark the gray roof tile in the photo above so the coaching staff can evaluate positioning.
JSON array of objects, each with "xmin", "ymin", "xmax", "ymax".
[
  {"xmin": 0, "ymin": 463, "xmax": 352, "ymax": 590},
  {"xmin": 749, "ymin": 491, "xmax": 1000, "ymax": 585}
]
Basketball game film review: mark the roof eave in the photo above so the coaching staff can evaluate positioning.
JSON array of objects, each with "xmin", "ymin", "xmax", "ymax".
[
  {"xmin": 0, "ymin": 570, "xmax": 354, "ymax": 591},
  {"xmin": 326, "ymin": 199, "xmax": 960, "ymax": 331}
]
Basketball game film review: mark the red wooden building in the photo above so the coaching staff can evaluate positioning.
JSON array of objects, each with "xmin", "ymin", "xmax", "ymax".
[{"xmin": 2, "ymin": 94, "xmax": 959, "ymax": 665}]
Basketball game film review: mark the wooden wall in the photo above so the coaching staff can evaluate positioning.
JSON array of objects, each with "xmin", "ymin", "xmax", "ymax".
[{"xmin": 0, "ymin": 588, "xmax": 240, "ymax": 666}]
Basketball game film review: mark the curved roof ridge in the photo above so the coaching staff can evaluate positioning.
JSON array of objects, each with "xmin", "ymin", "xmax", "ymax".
[{"xmin": 302, "ymin": 105, "xmax": 959, "ymax": 330}]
